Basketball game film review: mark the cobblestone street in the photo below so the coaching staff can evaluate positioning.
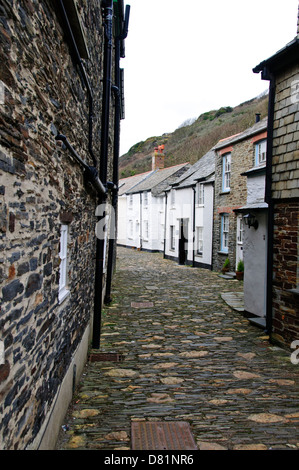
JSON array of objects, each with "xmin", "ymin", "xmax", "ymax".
[{"xmin": 57, "ymin": 247, "xmax": 299, "ymax": 451}]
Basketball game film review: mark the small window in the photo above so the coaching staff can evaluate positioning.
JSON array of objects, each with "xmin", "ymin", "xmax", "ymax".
[
  {"xmin": 128, "ymin": 220, "xmax": 133, "ymax": 238},
  {"xmin": 196, "ymin": 184, "xmax": 204, "ymax": 205},
  {"xmin": 144, "ymin": 220, "xmax": 149, "ymax": 240},
  {"xmin": 222, "ymin": 153, "xmax": 231, "ymax": 192},
  {"xmin": 255, "ymin": 140, "xmax": 266, "ymax": 166},
  {"xmin": 237, "ymin": 216, "xmax": 244, "ymax": 243},
  {"xmin": 170, "ymin": 225, "xmax": 175, "ymax": 250},
  {"xmin": 170, "ymin": 189, "xmax": 175, "ymax": 207},
  {"xmin": 221, "ymin": 214, "xmax": 229, "ymax": 253},
  {"xmin": 196, "ymin": 226, "xmax": 203, "ymax": 255},
  {"xmin": 143, "ymin": 191, "xmax": 148, "ymax": 206},
  {"xmin": 59, "ymin": 224, "xmax": 70, "ymax": 303},
  {"xmin": 129, "ymin": 194, "xmax": 133, "ymax": 207}
]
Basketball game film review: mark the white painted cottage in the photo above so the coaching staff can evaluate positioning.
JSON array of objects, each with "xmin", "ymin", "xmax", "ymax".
[
  {"xmin": 164, "ymin": 149, "xmax": 216, "ymax": 269},
  {"xmin": 117, "ymin": 170, "xmax": 153, "ymax": 247},
  {"xmin": 117, "ymin": 149, "xmax": 189, "ymax": 251}
]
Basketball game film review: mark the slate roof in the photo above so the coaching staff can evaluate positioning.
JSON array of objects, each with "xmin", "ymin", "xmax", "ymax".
[
  {"xmin": 125, "ymin": 163, "xmax": 190, "ymax": 197},
  {"xmin": 118, "ymin": 170, "xmax": 154, "ymax": 196},
  {"xmin": 214, "ymin": 117, "xmax": 268, "ymax": 150},
  {"xmin": 167, "ymin": 148, "xmax": 216, "ymax": 190}
]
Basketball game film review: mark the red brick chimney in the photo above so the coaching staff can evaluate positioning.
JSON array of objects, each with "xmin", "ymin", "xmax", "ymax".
[{"xmin": 152, "ymin": 145, "xmax": 165, "ymax": 170}]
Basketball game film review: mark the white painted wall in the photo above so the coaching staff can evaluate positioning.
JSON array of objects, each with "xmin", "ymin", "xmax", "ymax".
[
  {"xmin": 123, "ymin": 191, "xmax": 166, "ymax": 252},
  {"xmin": 247, "ymin": 172, "xmax": 266, "ymax": 204},
  {"xmin": 117, "ymin": 195, "xmax": 127, "ymax": 246},
  {"xmin": 164, "ymin": 183, "xmax": 214, "ymax": 267}
]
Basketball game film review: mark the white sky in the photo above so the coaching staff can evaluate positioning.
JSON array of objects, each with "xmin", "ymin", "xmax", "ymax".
[{"xmin": 119, "ymin": 0, "xmax": 299, "ymax": 156}]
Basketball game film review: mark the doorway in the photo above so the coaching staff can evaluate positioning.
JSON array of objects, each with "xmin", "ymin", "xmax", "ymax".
[{"xmin": 179, "ymin": 218, "xmax": 188, "ymax": 265}]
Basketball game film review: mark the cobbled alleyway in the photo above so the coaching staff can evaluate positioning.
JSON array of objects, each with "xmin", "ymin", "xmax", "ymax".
[{"xmin": 57, "ymin": 247, "xmax": 299, "ymax": 451}]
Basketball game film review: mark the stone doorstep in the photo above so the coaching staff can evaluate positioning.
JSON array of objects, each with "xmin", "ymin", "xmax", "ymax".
[
  {"xmin": 248, "ymin": 317, "xmax": 266, "ymax": 329},
  {"xmin": 131, "ymin": 421, "xmax": 198, "ymax": 450},
  {"xmin": 221, "ymin": 292, "xmax": 245, "ymax": 312}
]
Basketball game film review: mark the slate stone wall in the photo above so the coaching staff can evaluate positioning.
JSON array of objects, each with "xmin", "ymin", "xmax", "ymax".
[{"xmin": 0, "ymin": 0, "xmax": 113, "ymax": 449}]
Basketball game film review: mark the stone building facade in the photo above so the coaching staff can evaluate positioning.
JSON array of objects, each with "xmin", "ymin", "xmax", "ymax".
[
  {"xmin": 212, "ymin": 118, "xmax": 268, "ymax": 272},
  {"xmin": 254, "ymin": 14, "xmax": 299, "ymax": 349},
  {"xmin": 0, "ymin": 0, "xmax": 129, "ymax": 449}
]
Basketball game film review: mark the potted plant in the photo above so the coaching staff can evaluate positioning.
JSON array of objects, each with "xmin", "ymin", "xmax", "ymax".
[
  {"xmin": 222, "ymin": 257, "xmax": 230, "ymax": 274},
  {"xmin": 236, "ymin": 259, "xmax": 244, "ymax": 280}
]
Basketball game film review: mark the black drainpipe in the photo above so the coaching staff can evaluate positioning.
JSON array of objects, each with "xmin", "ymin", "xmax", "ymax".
[
  {"xmin": 55, "ymin": 134, "xmax": 107, "ymax": 196},
  {"xmin": 92, "ymin": 0, "xmax": 114, "ymax": 349},
  {"xmin": 192, "ymin": 186, "xmax": 196, "ymax": 267},
  {"xmin": 163, "ymin": 191, "xmax": 168, "ymax": 258},
  {"xmin": 105, "ymin": 4, "xmax": 130, "ymax": 304}
]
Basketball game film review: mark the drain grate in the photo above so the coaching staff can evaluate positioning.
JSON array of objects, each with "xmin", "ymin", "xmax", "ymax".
[
  {"xmin": 89, "ymin": 353, "xmax": 125, "ymax": 363},
  {"xmin": 131, "ymin": 421, "xmax": 198, "ymax": 450}
]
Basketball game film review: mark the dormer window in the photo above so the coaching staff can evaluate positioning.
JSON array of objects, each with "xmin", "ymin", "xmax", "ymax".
[{"xmin": 255, "ymin": 139, "xmax": 267, "ymax": 166}]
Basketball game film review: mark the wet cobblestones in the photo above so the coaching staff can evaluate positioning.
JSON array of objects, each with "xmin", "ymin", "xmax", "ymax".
[{"xmin": 57, "ymin": 247, "xmax": 299, "ymax": 450}]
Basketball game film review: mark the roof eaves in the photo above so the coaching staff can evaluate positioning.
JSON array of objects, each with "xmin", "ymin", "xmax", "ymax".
[{"xmin": 253, "ymin": 37, "xmax": 299, "ymax": 77}]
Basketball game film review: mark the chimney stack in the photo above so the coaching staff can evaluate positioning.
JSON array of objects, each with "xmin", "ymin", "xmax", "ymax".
[{"xmin": 152, "ymin": 145, "xmax": 165, "ymax": 170}]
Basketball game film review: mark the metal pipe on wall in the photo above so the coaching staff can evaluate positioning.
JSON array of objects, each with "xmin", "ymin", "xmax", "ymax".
[{"xmin": 92, "ymin": 0, "xmax": 114, "ymax": 349}]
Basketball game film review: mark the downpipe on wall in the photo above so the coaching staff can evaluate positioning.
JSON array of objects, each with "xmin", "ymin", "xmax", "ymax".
[
  {"xmin": 92, "ymin": 0, "xmax": 114, "ymax": 349},
  {"xmin": 105, "ymin": 4, "xmax": 130, "ymax": 304}
]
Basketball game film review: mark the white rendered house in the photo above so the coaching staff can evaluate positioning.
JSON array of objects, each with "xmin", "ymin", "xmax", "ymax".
[
  {"xmin": 118, "ymin": 148, "xmax": 189, "ymax": 251},
  {"xmin": 164, "ymin": 149, "xmax": 216, "ymax": 269}
]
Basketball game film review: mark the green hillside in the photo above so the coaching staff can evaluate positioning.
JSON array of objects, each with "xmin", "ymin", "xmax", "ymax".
[{"xmin": 119, "ymin": 93, "xmax": 268, "ymax": 178}]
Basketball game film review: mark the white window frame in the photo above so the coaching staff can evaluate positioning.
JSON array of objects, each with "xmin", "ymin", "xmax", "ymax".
[
  {"xmin": 143, "ymin": 191, "xmax": 148, "ymax": 207},
  {"xmin": 196, "ymin": 226, "xmax": 203, "ymax": 255},
  {"xmin": 170, "ymin": 225, "xmax": 175, "ymax": 250},
  {"xmin": 220, "ymin": 214, "xmax": 229, "ymax": 253},
  {"xmin": 255, "ymin": 139, "xmax": 267, "ymax": 166},
  {"xmin": 222, "ymin": 153, "xmax": 231, "ymax": 192},
  {"xmin": 170, "ymin": 189, "xmax": 175, "ymax": 207},
  {"xmin": 59, "ymin": 224, "xmax": 70, "ymax": 304},
  {"xmin": 144, "ymin": 220, "xmax": 149, "ymax": 240},
  {"xmin": 128, "ymin": 219, "xmax": 133, "ymax": 239},
  {"xmin": 196, "ymin": 183, "xmax": 204, "ymax": 205},
  {"xmin": 237, "ymin": 216, "xmax": 244, "ymax": 244}
]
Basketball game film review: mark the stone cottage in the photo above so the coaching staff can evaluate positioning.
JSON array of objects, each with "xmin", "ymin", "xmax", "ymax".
[
  {"xmin": 253, "ymin": 9, "xmax": 299, "ymax": 349},
  {"xmin": 212, "ymin": 117, "xmax": 268, "ymax": 273},
  {"xmin": 0, "ymin": 0, "xmax": 130, "ymax": 449}
]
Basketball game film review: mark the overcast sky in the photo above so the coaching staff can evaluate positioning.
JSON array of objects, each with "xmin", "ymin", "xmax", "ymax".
[{"xmin": 119, "ymin": 0, "xmax": 299, "ymax": 156}]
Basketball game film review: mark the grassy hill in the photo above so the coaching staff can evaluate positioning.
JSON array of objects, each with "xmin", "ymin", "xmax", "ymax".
[{"xmin": 119, "ymin": 92, "xmax": 269, "ymax": 178}]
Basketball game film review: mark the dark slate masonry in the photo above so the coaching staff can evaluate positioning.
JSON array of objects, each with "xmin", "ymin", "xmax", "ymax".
[{"xmin": 0, "ymin": 0, "xmax": 117, "ymax": 449}]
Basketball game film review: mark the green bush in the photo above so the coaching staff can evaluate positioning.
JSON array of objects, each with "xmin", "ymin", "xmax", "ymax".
[{"xmin": 237, "ymin": 259, "xmax": 244, "ymax": 272}]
